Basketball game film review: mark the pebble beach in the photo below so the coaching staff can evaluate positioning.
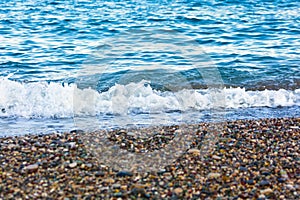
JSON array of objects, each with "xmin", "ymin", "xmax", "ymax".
[
  {"xmin": 1, "ymin": 0, "xmax": 300, "ymax": 199},
  {"xmin": 0, "ymin": 117, "xmax": 299, "ymax": 199}
]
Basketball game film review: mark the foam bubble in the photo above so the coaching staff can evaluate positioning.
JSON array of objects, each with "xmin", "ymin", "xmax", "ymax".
[{"xmin": 0, "ymin": 77, "xmax": 299, "ymax": 119}]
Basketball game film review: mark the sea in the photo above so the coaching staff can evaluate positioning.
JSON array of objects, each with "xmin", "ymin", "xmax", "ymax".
[{"xmin": 0, "ymin": 0, "xmax": 299, "ymax": 136}]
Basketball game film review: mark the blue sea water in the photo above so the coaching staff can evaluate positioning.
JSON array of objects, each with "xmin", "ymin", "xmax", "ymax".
[{"xmin": 0, "ymin": 0, "xmax": 299, "ymax": 136}]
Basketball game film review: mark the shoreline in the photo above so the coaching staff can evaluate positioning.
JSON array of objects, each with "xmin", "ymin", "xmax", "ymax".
[{"xmin": 0, "ymin": 117, "xmax": 299, "ymax": 199}]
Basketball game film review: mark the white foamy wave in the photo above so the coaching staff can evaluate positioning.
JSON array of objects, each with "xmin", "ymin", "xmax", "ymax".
[{"xmin": 0, "ymin": 78, "xmax": 299, "ymax": 119}]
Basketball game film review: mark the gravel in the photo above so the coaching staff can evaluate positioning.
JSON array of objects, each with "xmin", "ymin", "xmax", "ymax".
[{"xmin": 0, "ymin": 117, "xmax": 299, "ymax": 199}]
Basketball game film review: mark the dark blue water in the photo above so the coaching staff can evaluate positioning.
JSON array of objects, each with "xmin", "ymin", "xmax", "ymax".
[{"xmin": 0, "ymin": 0, "xmax": 299, "ymax": 136}]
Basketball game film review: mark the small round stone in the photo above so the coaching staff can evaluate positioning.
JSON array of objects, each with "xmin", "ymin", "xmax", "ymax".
[
  {"xmin": 68, "ymin": 162, "xmax": 77, "ymax": 168},
  {"xmin": 173, "ymin": 187, "xmax": 183, "ymax": 195}
]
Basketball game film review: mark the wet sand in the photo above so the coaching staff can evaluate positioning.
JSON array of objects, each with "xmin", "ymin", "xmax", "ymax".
[{"xmin": 0, "ymin": 118, "xmax": 299, "ymax": 199}]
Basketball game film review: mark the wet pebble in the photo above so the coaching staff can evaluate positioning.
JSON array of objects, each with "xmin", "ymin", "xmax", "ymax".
[
  {"xmin": 173, "ymin": 187, "xmax": 183, "ymax": 195},
  {"xmin": 188, "ymin": 148, "xmax": 200, "ymax": 156},
  {"xmin": 116, "ymin": 171, "xmax": 133, "ymax": 177},
  {"xmin": 239, "ymin": 166, "xmax": 248, "ymax": 172},
  {"xmin": 261, "ymin": 188, "xmax": 273, "ymax": 195},
  {"xmin": 68, "ymin": 162, "xmax": 77, "ymax": 168},
  {"xmin": 131, "ymin": 187, "xmax": 146, "ymax": 195},
  {"xmin": 259, "ymin": 180, "xmax": 270, "ymax": 187},
  {"xmin": 207, "ymin": 172, "xmax": 221, "ymax": 179},
  {"xmin": 112, "ymin": 183, "xmax": 121, "ymax": 189},
  {"xmin": 126, "ymin": 132, "xmax": 136, "ymax": 137},
  {"xmin": 212, "ymin": 155, "xmax": 221, "ymax": 160},
  {"xmin": 24, "ymin": 163, "xmax": 39, "ymax": 172}
]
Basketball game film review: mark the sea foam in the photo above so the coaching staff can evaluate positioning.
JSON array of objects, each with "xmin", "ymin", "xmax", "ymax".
[{"xmin": 0, "ymin": 77, "xmax": 299, "ymax": 119}]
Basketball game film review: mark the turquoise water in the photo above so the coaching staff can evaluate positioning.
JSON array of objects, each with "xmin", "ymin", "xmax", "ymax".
[{"xmin": 0, "ymin": 0, "xmax": 299, "ymax": 135}]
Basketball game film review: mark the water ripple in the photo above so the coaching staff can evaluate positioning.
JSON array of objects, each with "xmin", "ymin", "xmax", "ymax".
[{"xmin": 0, "ymin": 0, "xmax": 299, "ymax": 90}]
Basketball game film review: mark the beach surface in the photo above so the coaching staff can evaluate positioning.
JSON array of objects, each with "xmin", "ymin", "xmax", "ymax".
[{"xmin": 0, "ymin": 118, "xmax": 299, "ymax": 199}]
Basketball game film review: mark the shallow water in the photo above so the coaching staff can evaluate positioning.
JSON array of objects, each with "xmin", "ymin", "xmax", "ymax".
[{"xmin": 0, "ymin": 0, "xmax": 299, "ymax": 136}]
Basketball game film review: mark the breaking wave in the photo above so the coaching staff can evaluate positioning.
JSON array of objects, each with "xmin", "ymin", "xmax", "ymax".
[{"xmin": 1, "ymin": 77, "xmax": 299, "ymax": 119}]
